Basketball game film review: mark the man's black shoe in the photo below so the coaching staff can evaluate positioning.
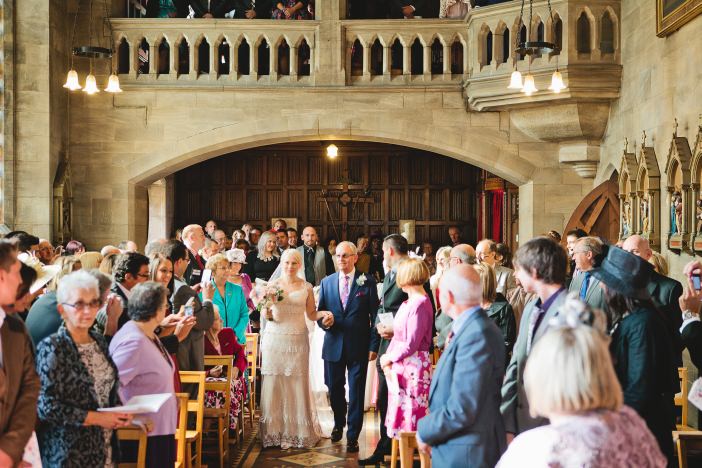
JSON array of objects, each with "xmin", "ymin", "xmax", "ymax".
[
  {"xmin": 358, "ymin": 452, "xmax": 387, "ymax": 465},
  {"xmin": 346, "ymin": 439, "xmax": 359, "ymax": 453},
  {"xmin": 331, "ymin": 427, "xmax": 343, "ymax": 442}
]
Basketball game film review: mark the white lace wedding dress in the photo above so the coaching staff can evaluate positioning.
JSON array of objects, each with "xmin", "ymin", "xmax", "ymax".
[{"xmin": 259, "ymin": 283, "xmax": 324, "ymax": 449}]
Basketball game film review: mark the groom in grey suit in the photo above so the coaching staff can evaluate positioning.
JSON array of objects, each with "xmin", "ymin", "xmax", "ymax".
[
  {"xmin": 416, "ymin": 264, "xmax": 506, "ymax": 467},
  {"xmin": 297, "ymin": 226, "xmax": 335, "ymax": 286}
]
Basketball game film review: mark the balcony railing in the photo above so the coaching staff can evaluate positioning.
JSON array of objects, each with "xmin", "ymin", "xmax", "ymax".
[{"xmin": 109, "ymin": 0, "xmax": 621, "ymax": 98}]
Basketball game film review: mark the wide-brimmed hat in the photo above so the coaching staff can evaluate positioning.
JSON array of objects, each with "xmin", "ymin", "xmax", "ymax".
[
  {"xmin": 590, "ymin": 245, "xmax": 652, "ymax": 301},
  {"xmin": 226, "ymin": 248, "xmax": 247, "ymax": 264},
  {"xmin": 18, "ymin": 253, "xmax": 61, "ymax": 294}
]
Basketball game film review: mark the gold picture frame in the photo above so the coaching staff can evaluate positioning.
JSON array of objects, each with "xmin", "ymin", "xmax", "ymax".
[{"xmin": 657, "ymin": 0, "xmax": 702, "ymax": 37}]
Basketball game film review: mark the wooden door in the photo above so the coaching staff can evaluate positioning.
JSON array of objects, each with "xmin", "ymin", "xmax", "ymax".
[{"xmin": 564, "ymin": 179, "xmax": 620, "ymax": 242}]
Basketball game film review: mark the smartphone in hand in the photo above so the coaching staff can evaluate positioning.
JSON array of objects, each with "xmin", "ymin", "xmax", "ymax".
[
  {"xmin": 693, "ymin": 273, "xmax": 701, "ymax": 291},
  {"xmin": 201, "ymin": 269, "xmax": 212, "ymax": 286}
]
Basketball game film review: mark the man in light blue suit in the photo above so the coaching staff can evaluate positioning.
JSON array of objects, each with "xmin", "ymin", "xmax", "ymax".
[{"xmin": 416, "ymin": 264, "xmax": 506, "ymax": 467}]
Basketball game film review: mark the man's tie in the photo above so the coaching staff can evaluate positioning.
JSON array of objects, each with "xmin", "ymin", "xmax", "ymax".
[
  {"xmin": 341, "ymin": 274, "xmax": 350, "ymax": 309},
  {"xmin": 579, "ymin": 271, "xmax": 591, "ymax": 300},
  {"xmin": 526, "ymin": 306, "xmax": 546, "ymax": 354}
]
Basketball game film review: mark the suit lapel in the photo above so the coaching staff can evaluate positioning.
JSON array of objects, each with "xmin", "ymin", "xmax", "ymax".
[
  {"xmin": 585, "ymin": 277, "xmax": 600, "ymax": 302},
  {"xmin": 329, "ymin": 272, "xmax": 342, "ymax": 312},
  {"xmin": 345, "ymin": 272, "xmax": 361, "ymax": 311}
]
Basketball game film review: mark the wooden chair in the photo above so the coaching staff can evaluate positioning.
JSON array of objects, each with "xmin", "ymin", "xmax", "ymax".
[
  {"xmin": 175, "ymin": 392, "xmax": 189, "ymax": 468},
  {"xmin": 388, "ymin": 432, "xmax": 431, "ymax": 468},
  {"xmin": 674, "ymin": 431, "xmax": 702, "ymax": 468},
  {"xmin": 202, "ymin": 355, "xmax": 234, "ymax": 468},
  {"xmin": 116, "ymin": 423, "xmax": 149, "ymax": 468},
  {"xmin": 245, "ymin": 333, "xmax": 259, "ymax": 427},
  {"xmin": 179, "ymin": 371, "xmax": 206, "ymax": 468},
  {"xmin": 676, "ymin": 367, "xmax": 695, "ymax": 431}
]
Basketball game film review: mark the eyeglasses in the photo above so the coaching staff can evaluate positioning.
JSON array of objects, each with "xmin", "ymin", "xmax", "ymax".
[
  {"xmin": 335, "ymin": 253, "xmax": 356, "ymax": 259},
  {"xmin": 61, "ymin": 299, "xmax": 102, "ymax": 310}
]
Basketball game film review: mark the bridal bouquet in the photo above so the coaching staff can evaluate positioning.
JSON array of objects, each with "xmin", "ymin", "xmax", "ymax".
[{"xmin": 255, "ymin": 284, "xmax": 285, "ymax": 315}]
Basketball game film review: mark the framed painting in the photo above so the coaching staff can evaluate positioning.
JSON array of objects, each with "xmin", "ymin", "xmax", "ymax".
[
  {"xmin": 657, "ymin": 0, "xmax": 702, "ymax": 36},
  {"xmin": 271, "ymin": 217, "xmax": 297, "ymax": 231},
  {"xmin": 399, "ymin": 219, "xmax": 416, "ymax": 245}
]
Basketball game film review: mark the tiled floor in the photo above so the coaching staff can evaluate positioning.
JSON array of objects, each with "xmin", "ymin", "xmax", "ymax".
[{"xmin": 236, "ymin": 411, "xmax": 382, "ymax": 467}]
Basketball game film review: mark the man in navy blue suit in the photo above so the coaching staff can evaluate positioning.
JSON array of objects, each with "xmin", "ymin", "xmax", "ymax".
[
  {"xmin": 416, "ymin": 264, "xmax": 506, "ymax": 467},
  {"xmin": 317, "ymin": 241, "xmax": 379, "ymax": 453}
]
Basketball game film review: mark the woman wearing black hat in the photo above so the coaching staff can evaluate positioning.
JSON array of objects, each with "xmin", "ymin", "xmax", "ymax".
[{"xmin": 591, "ymin": 245, "xmax": 677, "ymax": 464}]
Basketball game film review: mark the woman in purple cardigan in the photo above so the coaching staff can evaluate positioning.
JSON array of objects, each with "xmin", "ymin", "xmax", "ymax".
[
  {"xmin": 379, "ymin": 258, "xmax": 434, "ymax": 438},
  {"xmin": 110, "ymin": 282, "xmax": 178, "ymax": 467}
]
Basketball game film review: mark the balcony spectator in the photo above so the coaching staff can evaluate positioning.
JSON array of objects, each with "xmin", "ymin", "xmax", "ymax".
[
  {"xmin": 181, "ymin": 0, "xmax": 236, "ymax": 18},
  {"xmin": 388, "ymin": 0, "xmax": 425, "ymax": 19},
  {"xmin": 439, "ymin": 0, "xmax": 470, "ymax": 18},
  {"xmin": 231, "ymin": 0, "xmax": 272, "ymax": 19},
  {"xmin": 272, "ymin": 0, "xmax": 311, "ymax": 19},
  {"xmin": 131, "ymin": 0, "xmax": 183, "ymax": 17}
]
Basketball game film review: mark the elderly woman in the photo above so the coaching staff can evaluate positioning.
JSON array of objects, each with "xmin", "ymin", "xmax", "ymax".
[
  {"xmin": 246, "ymin": 231, "xmax": 280, "ymax": 282},
  {"xmin": 36, "ymin": 271, "xmax": 132, "ymax": 467},
  {"xmin": 379, "ymin": 258, "xmax": 434, "ymax": 439},
  {"xmin": 109, "ymin": 282, "xmax": 178, "ymax": 467},
  {"xmin": 204, "ymin": 310, "xmax": 248, "ymax": 432},
  {"xmin": 201, "ymin": 253, "xmax": 249, "ymax": 344},
  {"xmin": 439, "ymin": 0, "xmax": 470, "ymax": 18},
  {"xmin": 474, "ymin": 263, "xmax": 517, "ymax": 364},
  {"xmin": 498, "ymin": 325, "xmax": 666, "ymax": 467}
]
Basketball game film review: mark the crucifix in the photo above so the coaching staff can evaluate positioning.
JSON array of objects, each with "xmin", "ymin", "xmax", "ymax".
[{"xmin": 318, "ymin": 168, "xmax": 375, "ymax": 241}]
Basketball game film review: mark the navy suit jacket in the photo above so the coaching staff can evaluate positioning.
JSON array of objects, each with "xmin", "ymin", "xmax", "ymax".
[
  {"xmin": 417, "ymin": 308, "xmax": 506, "ymax": 468},
  {"xmin": 317, "ymin": 271, "xmax": 379, "ymax": 363}
]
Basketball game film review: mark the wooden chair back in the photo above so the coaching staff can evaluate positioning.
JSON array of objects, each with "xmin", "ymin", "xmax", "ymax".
[
  {"xmin": 676, "ymin": 367, "xmax": 692, "ymax": 430},
  {"xmin": 175, "ymin": 392, "xmax": 189, "ymax": 468},
  {"xmin": 399, "ymin": 432, "xmax": 431, "ymax": 468},
  {"xmin": 245, "ymin": 333, "xmax": 259, "ymax": 424},
  {"xmin": 116, "ymin": 424, "xmax": 149, "ymax": 468},
  {"xmin": 203, "ymin": 355, "xmax": 234, "ymax": 468},
  {"xmin": 179, "ymin": 371, "xmax": 206, "ymax": 468},
  {"xmin": 673, "ymin": 431, "xmax": 702, "ymax": 468}
]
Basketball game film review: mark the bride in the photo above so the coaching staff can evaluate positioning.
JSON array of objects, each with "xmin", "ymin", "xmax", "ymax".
[{"xmin": 256, "ymin": 249, "xmax": 332, "ymax": 449}]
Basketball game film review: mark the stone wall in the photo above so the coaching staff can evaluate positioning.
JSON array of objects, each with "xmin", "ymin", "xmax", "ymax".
[{"xmin": 597, "ymin": 3, "xmax": 702, "ymax": 283}]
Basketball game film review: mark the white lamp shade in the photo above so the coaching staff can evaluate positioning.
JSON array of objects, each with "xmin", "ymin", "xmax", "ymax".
[
  {"xmin": 548, "ymin": 70, "xmax": 566, "ymax": 93},
  {"xmin": 326, "ymin": 144, "xmax": 339, "ymax": 159},
  {"xmin": 63, "ymin": 69, "xmax": 82, "ymax": 91},
  {"xmin": 83, "ymin": 74, "xmax": 100, "ymax": 94},
  {"xmin": 105, "ymin": 74, "xmax": 122, "ymax": 93},
  {"xmin": 507, "ymin": 70, "xmax": 523, "ymax": 89},
  {"xmin": 522, "ymin": 74, "xmax": 538, "ymax": 96}
]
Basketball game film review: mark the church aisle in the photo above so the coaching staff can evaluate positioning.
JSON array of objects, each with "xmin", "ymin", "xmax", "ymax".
[{"xmin": 236, "ymin": 411, "xmax": 381, "ymax": 467}]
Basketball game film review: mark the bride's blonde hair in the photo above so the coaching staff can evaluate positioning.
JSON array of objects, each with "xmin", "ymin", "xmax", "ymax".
[{"xmin": 280, "ymin": 248, "xmax": 303, "ymax": 266}]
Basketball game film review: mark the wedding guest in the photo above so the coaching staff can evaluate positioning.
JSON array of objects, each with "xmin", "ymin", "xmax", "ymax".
[
  {"xmin": 247, "ymin": 231, "xmax": 280, "ymax": 282},
  {"xmin": 37, "ymin": 239, "xmax": 58, "ymax": 265},
  {"xmin": 649, "ymin": 251, "xmax": 669, "ymax": 276},
  {"xmin": 204, "ymin": 311, "xmax": 248, "ymax": 433},
  {"xmin": 200, "ymin": 238, "xmax": 220, "ymax": 261},
  {"xmin": 545, "ymin": 230, "xmax": 562, "ymax": 243},
  {"xmin": 79, "ymin": 251, "xmax": 104, "ymax": 270},
  {"xmin": 51, "ymin": 255, "xmax": 83, "ymax": 286},
  {"xmin": 235, "ymin": 238, "xmax": 250, "ymax": 256},
  {"xmin": 378, "ymin": 258, "xmax": 433, "ymax": 438},
  {"xmin": 231, "ymin": 0, "xmax": 272, "ymax": 18},
  {"xmin": 388, "ymin": 0, "xmax": 425, "ymax": 18},
  {"xmin": 421, "ymin": 241, "xmax": 436, "ymax": 275},
  {"xmin": 356, "ymin": 235, "xmax": 371, "ymax": 274},
  {"xmin": 225, "ymin": 248, "xmax": 256, "ymax": 318},
  {"xmin": 205, "ymin": 219, "xmax": 218, "ymax": 238},
  {"xmin": 6, "ymin": 262, "xmax": 38, "ymax": 321},
  {"xmin": 233, "ymin": 229, "xmax": 247, "ymax": 242},
  {"xmin": 183, "ymin": 224, "xmax": 207, "ymax": 286},
  {"xmin": 429, "ymin": 246, "xmax": 451, "ymax": 302},
  {"xmin": 477, "ymin": 239, "xmax": 515, "ymax": 295},
  {"xmin": 213, "ymin": 229, "xmax": 228, "ymax": 253},
  {"xmin": 287, "ymin": 227, "xmax": 298, "ymax": 248},
  {"xmin": 271, "ymin": 0, "xmax": 311, "ymax": 19},
  {"xmin": 0, "ymin": 240, "xmax": 40, "ymax": 468},
  {"xmin": 502, "ymin": 237, "xmax": 568, "ymax": 439},
  {"xmin": 416, "ymin": 264, "xmax": 506, "ymax": 466},
  {"xmin": 369, "ymin": 234, "xmax": 385, "ymax": 282},
  {"xmin": 565, "ymin": 228, "xmax": 588, "ymax": 284},
  {"xmin": 202, "ymin": 253, "xmax": 248, "ymax": 344},
  {"xmin": 249, "ymin": 228, "xmax": 262, "ymax": 250},
  {"xmin": 297, "ymin": 227, "xmax": 335, "ymax": 286},
  {"xmin": 447, "ymin": 225, "xmax": 462, "ymax": 246},
  {"xmin": 591, "ymin": 246, "xmax": 677, "ymax": 463},
  {"xmin": 65, "ymin": 239, "xmax": 86, "ymax": 256},
  {"xmin": 439, "ymin": 0, "xmax": 470, "ymax": 18},
  {"xmin": 142, "ymin": 0, "xmax": 182, "ymax": 17},
  {"xmin": 118, "ymin": 240, "xmax": 139, "ymax": 253},
  {"xmin": 36, "ymin": 271, "xmax": 131, "ymax": 467},
  {"xmin": 474, "ymin": 263, "xmax": 516, "ymax": 364},
  {"xmin": 110, "ymin": 282, "xmax": 179, "ymax": 466},
  {"xmin": 325, "ymin": 236, "xmax": 339, "ymax": 272},
  {"xmin": 449, "ymin": 243, "xmax": 476, "ymax": 266},
  {"xmin": 567, "ymin": 237, "xmax": 607, "ymax": 312},
  {"xmin": 275, "ymin": 229, "xmax": 289, "ymax": 255},
  {"xmin": 99, "ymin": 253, "xmax": 118, "ymax": 276},
  {"xmin": 497, "ymin": 325, "xmax": 666, "ymax": 467}
]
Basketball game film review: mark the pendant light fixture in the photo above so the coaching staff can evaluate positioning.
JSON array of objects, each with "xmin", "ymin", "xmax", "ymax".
[{"xmin": 507, "ymin": 0, "xmax": 566, "ymax": 96}]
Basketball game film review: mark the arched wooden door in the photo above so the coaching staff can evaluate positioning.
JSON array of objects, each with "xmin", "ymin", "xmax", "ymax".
[{"xmin": 564, "ymin": 179, "xmax": 620, "ymax": 242}]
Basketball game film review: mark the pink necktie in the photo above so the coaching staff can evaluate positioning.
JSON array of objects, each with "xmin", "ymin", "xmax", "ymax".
[{"xmin": 341, "ymin": 274, "xmax": 350, "ymax": 308}]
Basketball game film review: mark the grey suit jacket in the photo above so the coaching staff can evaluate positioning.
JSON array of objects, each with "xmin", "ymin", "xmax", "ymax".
[
  {"xmin": 297, "ymin": 245, "xmax": 327, "ymax": 286},
  {"xmin": 500, "ymin": 288, "xmax": 567, "ymax": 434},
  {"xmin": 417, "ymin": 308, "xmax": 506, "ymax": 468},
  {"xmin": 172, "ymin": 277, "xmax": 215, "ymax": 372},
  {"xmin": 567, "ymin": 272, "xmax": 607, "ymax": 312}
]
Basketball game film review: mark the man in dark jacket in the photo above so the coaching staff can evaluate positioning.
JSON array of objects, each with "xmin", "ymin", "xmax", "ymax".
[{"xmin": 231, "ymin": 0, "xmax": 272, "ymax": 18}]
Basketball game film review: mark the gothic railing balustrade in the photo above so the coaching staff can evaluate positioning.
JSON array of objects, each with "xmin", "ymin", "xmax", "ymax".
[
  {"xmin": 110, "ymin": 19, "xmax": 318, "ymax": 86},
  {"xmin": 464, "ymin": 0, "xmax": 622, "ymax": 111},
  {"xmin": 342, "ymin": 20, "xmax": 468, "ymax": 86}
]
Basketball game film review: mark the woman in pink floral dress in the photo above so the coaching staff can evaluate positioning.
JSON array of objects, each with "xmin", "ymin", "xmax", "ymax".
[{"xmin": 379, "ymin": 258, "xmax": 434, "ymax": 437}]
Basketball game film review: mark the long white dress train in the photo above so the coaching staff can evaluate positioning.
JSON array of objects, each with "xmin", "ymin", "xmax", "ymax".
[{"xmin": 259, "ymin": 284, "xmax": 324, "ymax": 449}]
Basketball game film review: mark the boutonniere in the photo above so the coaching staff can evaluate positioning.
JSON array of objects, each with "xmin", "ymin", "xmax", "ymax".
[{"xmin": 356, "ymin": 273, "xmax": 367, "ymax": 286}]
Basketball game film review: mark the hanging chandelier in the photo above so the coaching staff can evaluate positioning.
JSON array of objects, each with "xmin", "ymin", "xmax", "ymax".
[
  {"xmin": 64, "ymin": 0, "xmax": 122, "ymax": 94},
  {"xmin": 507, "ymin": 0, "xmax": 566, "ymax": 95}
]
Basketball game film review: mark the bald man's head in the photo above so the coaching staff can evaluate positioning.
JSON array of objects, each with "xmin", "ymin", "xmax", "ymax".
[
  {"xmin": 439, "ymin": 264, "xmax": 482, "ymax": 318},
  {"xmin": 621, "ymin": 235, "xmax": 652, "ymax": 261},
  {"xmin": 302, "ymin": 226, "xmax": 318, "ymax": 247},
  {"xmin": 449, "ymin": 244, "xmax": 476, "ymax": 267}
]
